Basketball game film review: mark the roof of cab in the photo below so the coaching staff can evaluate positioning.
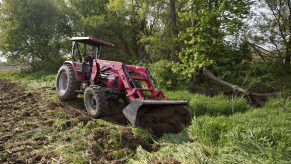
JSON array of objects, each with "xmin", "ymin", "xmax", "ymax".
[{"xmin": 70, "ymin": 37, "xmax": 115, "ymax": 47}]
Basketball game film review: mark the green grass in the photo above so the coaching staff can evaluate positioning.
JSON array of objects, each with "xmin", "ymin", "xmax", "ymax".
[
  {"xmin": 1, "ymin": 71, "xmax": 291, "ymax": 163},
  {"xmin": 0, "ymin": 71, "xmax": 55, "ymax": 88},
  {"xmin": 165, "ymin": 91, "xmax": 250, "ymax": 117},
  {"xmin": 47, "ymin": 120, "xmax": 151, "ymax": 163},
  {"xmin": 131, "ymin": 98, "xmax": 291, "ymax": 163}
]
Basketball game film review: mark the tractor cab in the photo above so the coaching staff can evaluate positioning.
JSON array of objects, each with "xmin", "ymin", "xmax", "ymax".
[
  {"xmin": 71, "ymin": 37, "xmax": 115, "ymax": 62},
  {"xmin": 70, "ymin": 37, "xmax": 115, "ymax": 79}
]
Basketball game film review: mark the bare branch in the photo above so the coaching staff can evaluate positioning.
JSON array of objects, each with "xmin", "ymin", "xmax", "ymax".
[{"xmin": 203, "ymin": 68, "xmax": 276, "ymax": 97}]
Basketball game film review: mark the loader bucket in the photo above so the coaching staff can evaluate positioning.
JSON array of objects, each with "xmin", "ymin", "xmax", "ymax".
[{"xmin": 122, "ymin": 100, "xmax": 189, "ymax": 127}]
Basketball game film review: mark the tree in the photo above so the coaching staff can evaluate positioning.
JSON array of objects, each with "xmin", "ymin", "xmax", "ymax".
[
  {"xmin": 0, "ymin": 0, "xmax": 69, "ymax": 70},
  {"xmin": 66, "ymin": 0, "xmax": 108, "ymax": 37},
  {"xmin": 178, "ymin": 0, "xmax": 253, "ymax": 75},
  {"xmin": 256, "ymin": 0, "xmax": 291, "ymax": 71},
  {"xmin": 139, "ymin": 0, "xmax": 188, "ymax": 61},
  {"xmin": 106, "ymin": 0, "xmax": 149, "ymax": 59}
]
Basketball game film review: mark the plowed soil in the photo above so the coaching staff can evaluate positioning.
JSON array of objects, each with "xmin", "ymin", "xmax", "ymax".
[
  {"xmin": 0, "ymin": 79, "xmax": 103, "ymax": 163},
  {"xmin": 0, "ymin": 78, "xmax": 189, "ymax": 162}
]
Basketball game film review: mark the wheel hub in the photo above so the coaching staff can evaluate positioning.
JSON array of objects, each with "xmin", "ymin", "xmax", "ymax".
[
  {"xmin": 58, "ymin": 71, "xmax": 68, "ymax": 93},
  {"xmin": 88, "ymin": 94, "xmax": 97, "ymax": 111}
]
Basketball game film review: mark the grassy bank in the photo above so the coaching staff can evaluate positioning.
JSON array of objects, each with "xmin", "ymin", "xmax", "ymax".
[{"xmin": 1, "ymin": 71, "xmax": 291, "ymax": 163}]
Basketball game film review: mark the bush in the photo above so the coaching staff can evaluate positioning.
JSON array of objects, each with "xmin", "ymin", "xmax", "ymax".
[{"xmin": 150, "ymin": 60, "xmax": 190, "ymax": 90}]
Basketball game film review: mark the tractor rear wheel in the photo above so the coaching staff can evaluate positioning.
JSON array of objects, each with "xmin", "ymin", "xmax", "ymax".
[
  {"xmin": 56, "ymin": 64, "xmax": 79, "ymax": 101},
  {"xmin": 84, "ymin": 87, "xmax": 108, "ymax": 118}
]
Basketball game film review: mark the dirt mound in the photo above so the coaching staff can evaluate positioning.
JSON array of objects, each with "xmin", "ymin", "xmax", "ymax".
[
  {"xmin": 121, "ymin": 131, "xmax": 158, "ymax": 152},
  {"xmin": 91, "ymin": 128, "xmax": 158, "ymax": 163},
  {"xmin": 136, "ymin": 105, "xmax": 192, "ymax": 137}
]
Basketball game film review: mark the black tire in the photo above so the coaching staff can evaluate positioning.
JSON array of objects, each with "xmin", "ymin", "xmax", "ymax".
[
  {"xmin": 56, "ymin": 64, "xmax": 79, "ymax": 101},
  {"xmin": 84, "ymin": 87, "xmax": 108, "ymax": 118}
]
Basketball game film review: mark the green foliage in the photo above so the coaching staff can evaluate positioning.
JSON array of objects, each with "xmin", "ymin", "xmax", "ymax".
[
  {"xmin": 179, "ymin": 0, "xmax": 253, "ymax": 74},
  {"xmin": 140, "ymin": 31, "xmax": 176, "ymax": 61},
  {"xmin": 247, "ymin": 61, "xmax": 286, "ymax": 76},
  {"xmin": 106, "ymin": 0, "xmax": 150, "ymax": 59},
  {"xmin": 252, "ymin": 0, "xmax": 291, "ymax": 70},
  {"xmin": 216, "ymin": 61, "xmax": 291, "ymax": 93},
  {"xmin": 0, "ymin": 0, "xmax": 69, "ymax": 71},
  {"xmin": 150, "ymin": 60, "xmax": 189, "ymax": 90},
  {"xmin": 67, "ymin": 0, "xmax": 108, "ymax": 37}
]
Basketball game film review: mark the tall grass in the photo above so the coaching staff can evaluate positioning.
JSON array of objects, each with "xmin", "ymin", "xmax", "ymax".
[
  {"xmin": 165, "ymin": 91, "xmax": 250, "ymax": 117},
  {"xmin": 131, "ymin": 98, "xmax": 291, "ymax": 163}
]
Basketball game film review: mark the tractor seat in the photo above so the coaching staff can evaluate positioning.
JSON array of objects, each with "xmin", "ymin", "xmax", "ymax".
[{"xmin": 84, "ymin": 55, "xmax": 94, "ymax": 66}]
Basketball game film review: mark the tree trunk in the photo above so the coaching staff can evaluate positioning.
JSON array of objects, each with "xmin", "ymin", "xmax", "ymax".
[
  {"xmin": 284, "ymin": 0, "xmax": 291, "ymax": 72},
  {"xmin": 169, "ymin": 0, "xmax": 180, "ymax": 61},
  {"xmin": 284, "ymin": 45, "xmax": 291, "ymax": 71},
  {"xmin": 137, "ymin": 19, "xmax": 148, "ymax": 59},
  {"xmin": 284, "ymin": 31, "xmax": 291, "ymax": 71},
  {"xmin": 169, "ymin": 0, "xmax": 178, "ymax": 37}
]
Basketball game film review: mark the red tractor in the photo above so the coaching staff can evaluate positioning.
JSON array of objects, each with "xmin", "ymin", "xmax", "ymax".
[{"xmin": 56, "ymin": 37, "xmax": 190, "ymax": 131}]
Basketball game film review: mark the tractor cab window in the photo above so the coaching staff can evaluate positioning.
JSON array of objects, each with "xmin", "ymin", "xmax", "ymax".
[
  {"xmin": 72, "ymin": 42, "xmax": 101, "ymax": 65},
  {"xmin": 71, "ymin": 37, "xmax": 114, "ymax": 62}
]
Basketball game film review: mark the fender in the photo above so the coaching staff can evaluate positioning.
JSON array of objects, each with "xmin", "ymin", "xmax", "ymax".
[{"xmin": 64, "ymin": 61, "xmax": 86, "ymax": 81}]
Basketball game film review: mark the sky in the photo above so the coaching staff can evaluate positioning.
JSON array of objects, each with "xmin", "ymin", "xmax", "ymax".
[
  {"xmin": 0, "ymin": 57, "xmax": 7, "ymax": 62},
  {"xmin": 0, "ymin": 51, "xmax": 6, "ymax": 62}
]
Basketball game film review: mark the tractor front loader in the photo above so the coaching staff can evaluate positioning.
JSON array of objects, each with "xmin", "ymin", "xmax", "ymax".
[{"xmin": 56, "ymin": 37, "xmax": 190, "ymax": 134}]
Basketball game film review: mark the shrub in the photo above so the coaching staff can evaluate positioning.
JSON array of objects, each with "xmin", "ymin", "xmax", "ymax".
[{"xmin": 150, "ymin": 60, "xmax": 190, "ymax": 90}]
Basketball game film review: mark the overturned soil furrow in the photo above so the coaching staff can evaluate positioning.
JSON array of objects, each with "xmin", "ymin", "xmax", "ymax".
[
  {"xmin": 0, "ymin": 78, "xmax": 190, "ymax": 163},
  {"xmin": 0, "ymin": 79, "xmax": 93, "ymax": 163}
]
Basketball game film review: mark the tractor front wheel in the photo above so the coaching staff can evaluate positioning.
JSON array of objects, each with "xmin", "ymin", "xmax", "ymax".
[
  {"xmin": 56, "ymin": 64, "xmax": 79, "ymax": 101},
  {"xmin": 84, "ymin": 87, "xmax": 108, "ymax": 118}
]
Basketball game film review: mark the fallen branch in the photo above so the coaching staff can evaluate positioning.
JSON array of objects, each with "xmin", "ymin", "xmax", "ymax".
[{"xmin": 202, "ymin": 68, "xmax": 275, "ymax": 97}]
